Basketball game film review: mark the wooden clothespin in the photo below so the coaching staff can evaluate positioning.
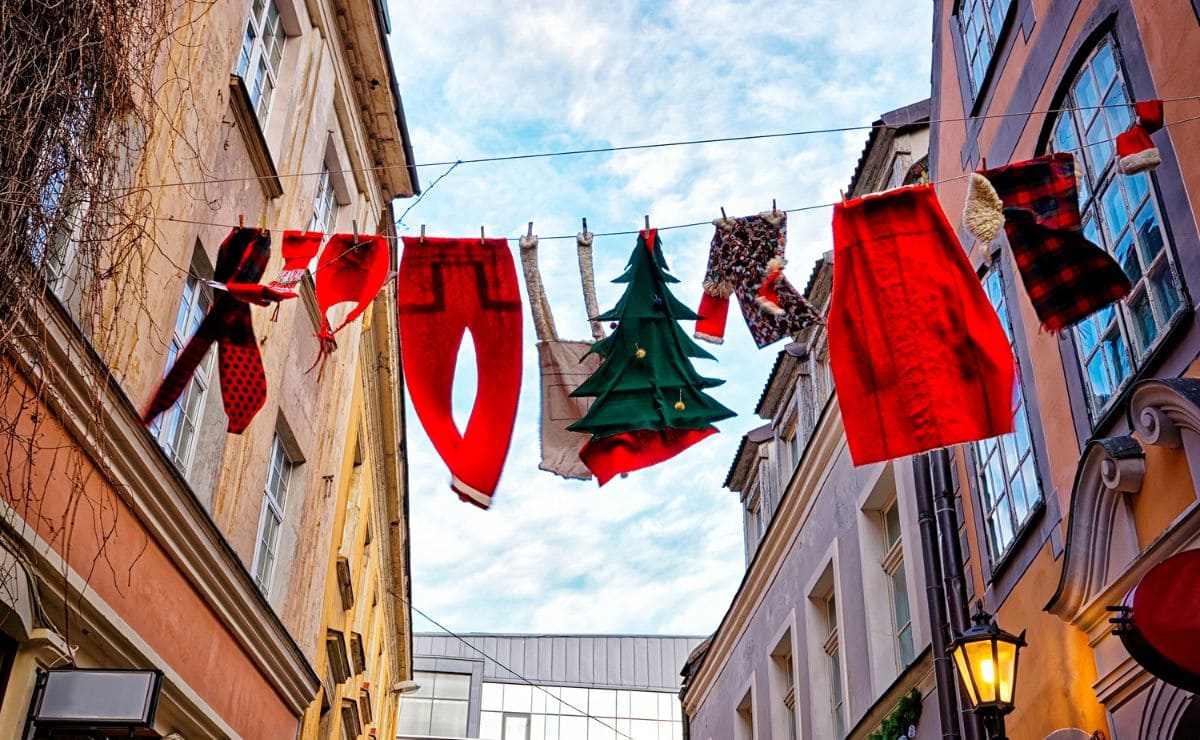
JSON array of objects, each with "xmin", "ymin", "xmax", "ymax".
[
  {"xmin": 644, "ymin": 215, "xmax": 650, "ymax": 231},
  {"xmin": 480, "ymin": 226, "xmax": 486, "ymax": 245},
  {"xmin": 720, "ymin": 207, "xmax": 728, "ymax": 222},
  {"xmin": 981, "ymin": 157, "xmax": 988, "ymax": 170},
  {"xmin": 527, "ymin": 221, "xmax": 534, "ymax": 238},
  {"xmin": 839, "ymin": 189, "xmax": 848, "ymax": 203},
  {"xmin": 238, "ymin": 214, "xmax": 245, "ymax": 228},
  {"xmin": 772, "ymin": 198, "xmax": 778, "ymax": 215},
  {"xmin": 260, "ymin": 211, "xmax": 268, "ymax": 231},
  {"xmin": 419, "ymin": 224, "xmax": 426, "ymax": 244},
  {"xmin": 352, "ymin": 219, "xmax": 360, "ymax": 245},
  {"xmin": 582, "ymin": 217, "xmax": 588, "ymax": 234}
]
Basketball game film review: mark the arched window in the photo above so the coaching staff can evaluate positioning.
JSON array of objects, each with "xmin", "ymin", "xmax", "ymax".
[{"xmin": 1048, "ymin": 36, "xmax": 1185, "ymax": 421}]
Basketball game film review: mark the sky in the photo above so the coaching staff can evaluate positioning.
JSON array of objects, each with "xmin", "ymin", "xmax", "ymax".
[{"xmin": 386, "ymin": 0, "xmax": 934, "ymax": 637}]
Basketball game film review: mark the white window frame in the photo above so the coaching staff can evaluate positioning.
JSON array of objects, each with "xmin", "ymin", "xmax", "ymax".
[
  {"xmin": 824, "ymin": 593, "xmax": 845, "ymax": 739},
  {"xmin": 151, "ymin": 271, "xmax": 214, "ymax": 473},
  {"xmin": 1049, "ymin": 36, "xmax": 1185, "ymax": 422},
  {"xmin": 252, "ymin": 434, "xmax": 294, "ymax": 593},
  {"xmin": 235, "ymin": 0, "xmax": 287, "ymax": 123},
  {"xmin": 971, "ymin": 268, "xmax": 1045, "ymax": 562},
  {"xmin": 311, "ymin": 163, "xmax": 338, "ymax": 236},
  {"xmin": 881, "ymin": 500, "xmax": 915, "ymax": 671}
]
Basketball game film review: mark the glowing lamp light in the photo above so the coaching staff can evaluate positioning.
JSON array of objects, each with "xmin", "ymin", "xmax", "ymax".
[{"xmin": 949, "ymin": 603, "xmax": 1026, "ymax": 740}]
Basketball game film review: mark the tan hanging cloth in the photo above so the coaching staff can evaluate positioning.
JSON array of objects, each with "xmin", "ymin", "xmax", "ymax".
[{"xmin": 519, "ymin": 230, "xmax": 603, "ymax": 480}]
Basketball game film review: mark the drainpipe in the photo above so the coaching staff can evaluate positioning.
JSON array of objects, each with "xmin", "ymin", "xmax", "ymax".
[
  {"xmin": 931, "ymin": 448, "xmax": 984, "ymax": 740},
  {"xmin": 913, "ymin": 453, "xmax": 961, "ymax": 740}
]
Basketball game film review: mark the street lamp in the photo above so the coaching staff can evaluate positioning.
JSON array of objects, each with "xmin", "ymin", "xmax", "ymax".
[{"xmin": 949, "ymin": 602, "xmax": 1026, "ymax": 740}]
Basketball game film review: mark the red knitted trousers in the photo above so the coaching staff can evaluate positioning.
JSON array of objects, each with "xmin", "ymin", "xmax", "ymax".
[{"xmin": 398, "ymin": 237, "xmax": 523, "ymax": 508}]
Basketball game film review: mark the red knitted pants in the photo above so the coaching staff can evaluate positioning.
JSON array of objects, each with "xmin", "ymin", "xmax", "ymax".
[{"xmin": 398, "ymin": 237, "xmax": 523, "ymax": 508}]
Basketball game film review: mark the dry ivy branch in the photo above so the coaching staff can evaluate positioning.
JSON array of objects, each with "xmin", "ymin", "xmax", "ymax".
[{"xmin": 0, "ymin": 0, "xmax": 213, "ymax": 659}]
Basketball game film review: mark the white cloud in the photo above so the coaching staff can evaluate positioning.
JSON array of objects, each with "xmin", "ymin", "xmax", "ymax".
[{"xmin": 388, "ymin": 0, "xmax": 932, "ymax": 636}]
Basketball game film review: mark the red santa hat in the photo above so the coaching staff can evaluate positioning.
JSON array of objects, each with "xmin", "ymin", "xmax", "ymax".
[{"xmin": 1117, "ymin": 99, "xmax": 1164, "ymax": 175}]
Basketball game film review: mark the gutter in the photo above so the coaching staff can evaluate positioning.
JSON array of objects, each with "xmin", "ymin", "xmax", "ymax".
[{"xmin": 370, "ymin": 0, "xmax": 421, "ymax": 195}]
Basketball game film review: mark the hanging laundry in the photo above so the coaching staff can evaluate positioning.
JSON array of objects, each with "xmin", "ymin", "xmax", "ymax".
[
  {"xmin": 974, "ymin": 153, "xmax": 1132, "ymax": 331},
  {"xmin": 694, "ymin": 211, "xmax": 823, "ymax": 348},
  {"xmin": 1116, "ymin": 99, "xmax": 1164, "ymax": 175},
  {"xmin": 143, "ymin": 227, "xmax": 278, "ymax": 434},
  {"xmin": 829, "ymin": 185, "xmax": 1015, "ymax": 466},
  {"xmin": 518, "ymin": 230, "xmax": 603, "ymax": 481},
  {"xmin": 314, "ymin": 232, "xmax": 391, "ymax": 336},
  {"xmin": 397, "ymin": 235, "xmax": 522, "ymax": 509},
  {"xmin": 570, "ymin": 229, "xmax": 735, "ymax": 485},
  {"xmin": 268, "ymin": 230, "xmax": 324, "ymax": 290}
]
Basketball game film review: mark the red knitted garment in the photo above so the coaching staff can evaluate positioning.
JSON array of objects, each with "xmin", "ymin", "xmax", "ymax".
[
  {"xmin": 397, "ymin": 236, "xmax": 523, "ymax": 509},
  {"xmin": 828, "ymin": 185, "xmax": 1015, "ymax": 465},
  {"xmin": 314, "ymin": 232, "xmax": 391, "ymax": 335}
]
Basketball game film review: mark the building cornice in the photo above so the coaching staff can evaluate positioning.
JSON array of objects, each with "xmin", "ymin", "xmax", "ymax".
[
  {"xmin": 682, "ymin": 395, "xmax": 845, "ymax": 714},
  {"xmin": 8, "ymin": 290, "xmax": 319, "ymax": 715}
]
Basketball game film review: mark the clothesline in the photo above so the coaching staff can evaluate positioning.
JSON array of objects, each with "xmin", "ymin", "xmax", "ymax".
[
  {"xmin": 128, "ymin": 110, "xmax": 1200, "ymax": 244},
  {"xmin": 111, "ymin": 94, "xmax": 1200, "ymax": 193}
]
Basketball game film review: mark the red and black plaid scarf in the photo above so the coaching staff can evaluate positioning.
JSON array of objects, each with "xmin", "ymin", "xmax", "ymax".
[
  {"xmin": 983, "ymin": 153, "xmax": 1131, "ymax": 331},
  {"xmin": 143, "ymin": 227, "xmax": 272, "ymax": 434}
]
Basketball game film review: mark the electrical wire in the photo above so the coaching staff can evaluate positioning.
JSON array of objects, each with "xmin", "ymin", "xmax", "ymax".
[
  {"xmin": 407, "ymin": 601, "xmax": 639, "ymax": 740},
  {"xmin": 111, "ymin": 95, "xmax": 1200, "ymax": 193},
  {"xmin": 121, "ymin": 110, "xmax": 1200, "ymax": 245}
]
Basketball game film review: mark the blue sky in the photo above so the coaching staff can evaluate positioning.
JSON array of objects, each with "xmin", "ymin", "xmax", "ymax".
[{"xmin": 386, "ymin": 0, "xmax": 933, "ymax": 636}]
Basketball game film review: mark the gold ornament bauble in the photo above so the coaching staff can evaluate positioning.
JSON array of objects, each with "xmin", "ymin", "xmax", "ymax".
[
  {"xmin": 635, "ymin": 347, "xmax": 647, "ymax": 359},
  {"xmin": 674, "ymin": 400, "xmax": 686, "ymax": 411}
]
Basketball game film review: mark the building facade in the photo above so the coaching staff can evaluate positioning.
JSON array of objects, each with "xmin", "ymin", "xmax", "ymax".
[
  {"xmin": 0, "ymin": 0, "xmax": 416, "ymax": 737},
  {"xmin": 679, "ymin": 107, "xmax": 942, "ymax": 740},
  {"xmin": 399, "ymin": 633, "xmax": 703, "ymax": 740},
  {"xmin": 930, "ymin": 0, "xmax": 1200, "ymax": 738}
]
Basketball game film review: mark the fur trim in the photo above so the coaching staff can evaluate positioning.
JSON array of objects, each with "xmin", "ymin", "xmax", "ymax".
[
  {"xmin": 693, "ymin": 331, "xmax": 725, "ymax": 345},
  {"xmin": 765, "ymin": 256, "xmax": 786, "ymax": 273},
  {"xmin": 702, "ymin": 278, "xmax": 734, "ymax": 298},
  {"xmin": 713, "ymin": 217, "xmax": 737, "ymax": 231},
  {"xmin": 1073, "ymin": 156, "xmax": 1086, "ymax": 184},
  {"xmin": 1119, "ymin": 147, "xmax": 1162, "ymax": 175},
  {"xmin": 754, "ymin": 296, "xmax": 786, "ymax": 316},
  {"xmin": 962, "ymin": 172, "xmax": 1005, "ymax": 245}
]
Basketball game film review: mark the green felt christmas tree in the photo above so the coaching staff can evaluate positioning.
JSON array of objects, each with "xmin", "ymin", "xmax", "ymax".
[{"xmin": 569, "ymin": 229, "xmax": 734, "ymax": 484}]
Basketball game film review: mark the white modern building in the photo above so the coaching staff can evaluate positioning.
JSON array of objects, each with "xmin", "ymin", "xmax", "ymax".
[{"xmin": 397, "ymin": 633, "xmax": 704, "ymax": 740}]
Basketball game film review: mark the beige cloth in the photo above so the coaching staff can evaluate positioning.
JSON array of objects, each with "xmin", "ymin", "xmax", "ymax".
[
  {"xmin": 538, "ymin": 340, "xmax": 602, "ymax": 480},
  {"xmin": 518, "ymin": 230, "xmax": 606, "ymax": 480}
]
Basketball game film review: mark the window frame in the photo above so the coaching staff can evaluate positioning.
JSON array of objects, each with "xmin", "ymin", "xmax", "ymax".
[
  {"xmin": 151, "ymin": 270, "xmax": 214, "ymax": 473},
  {"xmin": 310, "ymin": 163, "xmax": 338, "ymax": 236},
  {"xmin": 235, "ymin": 0, "xmax": 287, "ymax": 124},
  {"xmin": 823, "ymin": 594, "xmax": 845, "ymax": 739},
  {"xmin": 956, "ymin": 0, "xmax": 1017, "ymax": 99},
  {"xmin": 1047, "ymin": 36, "xmax": 1188, "ymax": 427},
  {"xmin": 252, "ymin": 434, "xmax": 294, "ymax": 593},
  {"xmin": 967, "ymin": 267, "xmax": 1047, "ymax": 565},
  {"xmin": 880, "ymin": 500, "xmax": 915, "ymax": 672},
  {"xmin": 397, "ymin": 670, "xmax": 472, "ymax": 737}
]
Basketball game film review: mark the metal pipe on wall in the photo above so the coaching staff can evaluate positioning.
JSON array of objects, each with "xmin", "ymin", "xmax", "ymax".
[{"xmin": 912, "ymin": 452, "xmax": 962, "ymax": 740}]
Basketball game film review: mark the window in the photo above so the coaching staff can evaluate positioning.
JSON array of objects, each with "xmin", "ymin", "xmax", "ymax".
[
  {"xmin": 824, "ymin": 594, "xmax": 845, "ymax": 739},
  {"xmin": 881, "ymin": 500, "xmax": 915, "ymax": 670},
  {"xmin": 1049, "ymin": 37, "xmax": 1184, "ymax": 420},
  {"xmin": 958, "ymin": 0, "xmax": 1014, "ymax": 96},
  {"xmin": 502, "ymin": 713, "xmax": 531, "ymax": 740},
  {"xmin": 770, "ymin": 634, "xmax": 797, "ymax": 740},
  {"xmin": 311, "ymin": 163, "xmax": 338, "ymax": 235},
  {"xmin": 252, "ymin": 434, "xmax": 294, "ymax": 593},
  {"xmin": 151, "ymin": 271, "xmax": 214, "ymax": 472},
  {"xmin": 971, "ymin": 269, "xmax": 1044, "ymax": 561},
  {"xmin": 339, "ymin": 699, "xmax": 361, "ymax": 739},
  {"xmin": 397, "ymin": 671, "xmax": 470, "ymax": 737},
  {"xmin": 787, "ymin": 426, "xmax": 800, "ymax": 471},
  {"xmin": 746, "ymin": 491, "xmax": 765, "ymax": 557},
  {"xmin": 735, "ymin": 688, "xmax": 754, "ymax": 740},
  {"xmin": 235, "ymin": 0, "xmax": 286, "ymax": 123}
]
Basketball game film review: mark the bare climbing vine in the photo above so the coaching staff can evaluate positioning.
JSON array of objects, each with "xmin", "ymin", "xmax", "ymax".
[{"xmin": 0, "ymin": 0, "xmax": 215, "ymax": 657}]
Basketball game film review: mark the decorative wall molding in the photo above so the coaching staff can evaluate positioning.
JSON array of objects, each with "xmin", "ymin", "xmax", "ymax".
[{"xmin": 8, "ymin": 290, "xmax": 319, "ymax": 715}]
